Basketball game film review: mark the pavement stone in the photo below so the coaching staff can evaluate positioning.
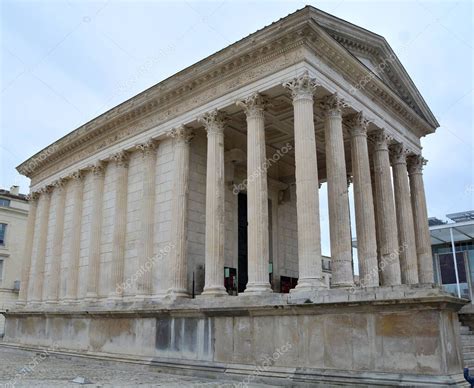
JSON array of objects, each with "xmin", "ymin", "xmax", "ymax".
[{"xmin": 0, "ymin": 346, "xmax": 271, "ymax": 387}]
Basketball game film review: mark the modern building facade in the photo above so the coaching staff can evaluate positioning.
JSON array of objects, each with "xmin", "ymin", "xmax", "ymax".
[
  {"xmin": 0, "ymin": 186, "xmax": 28, "ymax": 335},
  {"xmin": 430, "ymin": 211, "xmax": 474, "ymax": 300},
  {"xmin": 3, "ymin": 6, "xmax": 466, "ymax": 385}
]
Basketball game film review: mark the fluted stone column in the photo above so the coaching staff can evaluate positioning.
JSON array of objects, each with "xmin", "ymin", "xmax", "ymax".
[
  {"xmin": 64, "ymin": 172, "xmax": 85, "ymax": 302},
  {"xmin": 31, "ymin": 187, "xmax": 52, "ymax": 303},
  {"xmin": 390, "ymin": 143, "xmax": 419, "ymax": 284},
  {"xmin": 237, "ymin": 92, "xmax": 272, "ymax": 294},
  {"xmin": 283, "ymin": 72, "xmax": 326, "ymax": 291},
  {"xmin": 45, "ymin": 179, "xmax": 67, "ymax": 303},
  {"xmin": 17, "ymin": 192, "xmax": 39, "ymax": 305},
  {"xmin": 372, "ymin": 130, "xmax": 401, "ymax": 286},
  {"xmin": 109, "ymin": 151, "xmax": 129, "ymax": 299},
  {"xmin": 167, "ymin": 126, "xmax": 193, "ymax": 297},
  {"xmin": 199, "ymin": 110, "xmax": 227, "ymax": 297},
  {"xmin": 323, "ymin": 93, "xmax": 354, "ymax": 288},
  {"xmin": 136, "ymin": 140, "xmax": 157, "ymax": 298},
  {"xmin": 370, "ymin": 159, "xmax": 382, "ymax": 283},
  {"xmin": 86, "ymin": 162, "xmax": 106, "ymax": 300},
  {"xmin": 408, "ymin": 154, "xmax": 434, "ymax": 284},
  {"xmin": 349, "ymin": 113, "xmax": 378, "ymax": 287}
]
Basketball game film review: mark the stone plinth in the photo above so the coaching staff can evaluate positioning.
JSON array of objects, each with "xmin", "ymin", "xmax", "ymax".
[{"xmin": 2, "ymin": 286, "xmax": 466, "ymax": 386}]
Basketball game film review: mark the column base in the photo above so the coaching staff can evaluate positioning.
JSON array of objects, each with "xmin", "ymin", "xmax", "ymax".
[
  {"xmin": 243, "ymin": 282, "xmax": 272, "ymax": 294},
  {"xmin": 83, "ymin": 297, "xmax": 98, "ymax": 304},
  {"xmin": 200, "ymin": 286, "xmax": 228, "ymax": 297},
  {"xmin": 44, "ymin": 299, "xmax": 58, "ymax": 305},
  {"xmin": 107, "ymin": 293, "xmax": 123, "ymax": 302},
  {"xmin": 61, "ymin": 298, "xmax": 80, "ymax": 305},
  {"xmin": 166, "ymin": 288, "xmax": 190, "ymax": 299},
  {"xmin": 331, "ymin": 282, "xmax": 355, "ymax": 289},
  {"xmin": 292, "ymin": 277, "xmax": 327, "ymax": 293},
  {"xmin": 134, "ymin": 293, "xmax": 153, "ymax": 301}
]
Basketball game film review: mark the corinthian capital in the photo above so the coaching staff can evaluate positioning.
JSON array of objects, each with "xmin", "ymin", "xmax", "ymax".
[
  {"xmin": 168, "ymin": 125, "xmax": 194, "ymax": 143},
  {"xmin": 370, "ymin": 129, "xmax": 392, "ymax": 151},
  {"xmin": 39, "ymin": 185, "xmax": 53, "ymax": 196},
  {"xmin": 407, "ymin": 154, "xmax": 427, "ymax": 175},
  {"xmin": 136, "ymin": 139, "xmax": 157, "ymax": 157},
  {"xmin": 27, "ymin": 191, "xmax": 40, "ymax": 203},
  {"xmin": 90, "ymin": 161, "xmax": 106, "ymax": 176},
  {"xmin": 283, "ymin": 71, "xmax": 319, "ymax": 101},
  {"xmin": 198, "ymin": 109, "xmax": 226, "ymax": 135},
  {"xmin": 389, "ymin": 143, "xmax": 409, "ymax": 165},
  {"xmin": 68, "ymin": 171, "xmax": 84, "ymax": 186},
  {"xmin": 52, "ymin": 178, "xmax": 67, "ymax": 192},
  {"xmin": 110, "ymin": 150, "xmax": 129, "ymax": 168},
  {"xmin": 321, "ymin": 92, "xmax": 346, "ymax": 117},
  {"xmin": 236, "ymin": 92, "xmax": 266, "ymax": 119},
  {"xmin": 348, "ymin": 112, "xmax": 371, "ymax": 136}
]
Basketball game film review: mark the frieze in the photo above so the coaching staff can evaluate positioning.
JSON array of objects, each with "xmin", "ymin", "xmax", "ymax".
[{"xmin": 29, "ymin": 41, "xmax": 305, "ymax": 186}]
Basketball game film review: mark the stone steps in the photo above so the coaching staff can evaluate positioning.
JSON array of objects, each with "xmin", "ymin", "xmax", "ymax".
[{"xmin": 459, "ymin": 322, "xmax": 474, "ymax": 369}]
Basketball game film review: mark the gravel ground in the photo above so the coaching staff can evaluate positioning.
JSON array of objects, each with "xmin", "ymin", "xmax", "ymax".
[{"xmin": 0, "ymin": 346, "xmax": 271, "ymax": 387}]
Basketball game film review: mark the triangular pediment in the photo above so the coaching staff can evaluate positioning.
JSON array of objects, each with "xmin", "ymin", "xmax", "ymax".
[{"xmin": 307, "ymin": 7, "xmax": 439, "ymax": 129}]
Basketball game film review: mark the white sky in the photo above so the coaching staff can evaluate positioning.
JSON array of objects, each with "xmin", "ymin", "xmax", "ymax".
[{"xmin": 1, "ymin": 0, "xmax": 473, "ymax": 258}]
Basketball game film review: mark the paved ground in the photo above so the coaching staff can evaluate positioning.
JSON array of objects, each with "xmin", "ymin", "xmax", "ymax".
[{"xmin": 0, "ymin": 346, "xmax": 270, "ymax": 387}]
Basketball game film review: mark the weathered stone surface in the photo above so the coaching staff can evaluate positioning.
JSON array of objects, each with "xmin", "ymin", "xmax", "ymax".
[{"xmin": 3, "ymin": 288, "xmax": 467, "ymax": 385}]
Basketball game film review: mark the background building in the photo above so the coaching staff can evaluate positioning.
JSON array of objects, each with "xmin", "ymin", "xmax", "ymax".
[
  {"xmin": 430, "ymin": 210, "xmax": 474, "ymax": 300},
  {"xmin": 0, "ymin": 186, "xmax": 28, "ymax": 335}
]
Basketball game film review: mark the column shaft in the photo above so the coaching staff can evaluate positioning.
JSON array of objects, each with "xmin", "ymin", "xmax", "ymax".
[
  {"xmin": 31, "ymin": 188, "xmax": 52, "ymax": 302},
  {"xmin": 324, "ymin": 94, "xmax": 354, "ymax": 287},
  {"xmin": 110, "ymin": 151, "xmax": 129, "ymax": 298},
  {"xmin": 238, "ymin": 93, "xmax": 272, "ymax": 293},
  {"xmin": 372, "ymin": 131, "xmax": 401, "ymax": 285},
  {"xmin": 136, "ymin": 140, "xmax": 157, "ymax": 297},
  {"xmin": 65, "ymin": 172, "xmax": 84, "ymax": 302},
  {"xmin": 86, "ymin": 163, "xmax": 106, "ymax": 300},
  {"xmin": 200, "ymin": 111, "xmax": 227, "ymax": 296},
  {"xmin": 408, "ymin": 155, "xmax": 434, "ymax": 283},
  {"xmin": 17, "ymin": 193, "xmax": 39, "ymax": 304},
  {"xmin": 391, "ymin": 144, "xmax": 419, "ymax": 284},
  {"xmin": 167, "ymin": 126, "xmax": 193, "ymax": 297},
  {"xmin": 283, "ymin": 72, "xmax": 326, "ymax": 291},
  {"xmin": 350, "ymin": 113, "xmax": 379, "ymax": 287},
  {"xmin": 46, "ymin": 180, "xmax": 67, "ymax": 303}
]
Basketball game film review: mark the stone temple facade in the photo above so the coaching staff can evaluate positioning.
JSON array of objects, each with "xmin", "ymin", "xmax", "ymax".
[{"xmin": 3, "ymin": 6, "xmax": 466, "ymax": 386}]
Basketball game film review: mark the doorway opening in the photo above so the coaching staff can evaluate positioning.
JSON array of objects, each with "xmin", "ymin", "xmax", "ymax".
[
  {"xmin": 237, "ymin": 193, "xmax": 248, "ymax": 293},
  {"xmin": 237, "ymin": 192, "xmax": 273, "ymax": 293}
]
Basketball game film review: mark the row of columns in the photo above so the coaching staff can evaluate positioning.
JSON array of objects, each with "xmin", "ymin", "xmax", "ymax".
[
  {"xmin": 196, "ymin": 71, "xmax": 434, "ymax": 296},
  {"xmin": 18, "ymin": 136, "xmax": 189, "ymax": 304},
  {"xmin": 18, "ymin": 71, "xmax": 434, "ymax": 305}
]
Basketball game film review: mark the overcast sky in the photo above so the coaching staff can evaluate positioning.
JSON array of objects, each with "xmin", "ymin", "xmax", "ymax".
[{"xmin": 1, "ymin": 0, "xmax": 473, "ymax": 257}]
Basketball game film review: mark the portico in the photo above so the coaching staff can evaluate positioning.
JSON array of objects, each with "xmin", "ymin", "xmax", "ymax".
[{"xmin": 4, "ymin": 6, "xmax": 465, "ymax": 386}]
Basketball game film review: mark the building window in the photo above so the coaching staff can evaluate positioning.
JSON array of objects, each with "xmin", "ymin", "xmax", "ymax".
[
  {"xmin": 0, "ymin": 259, "xmax": 3, "ymax": 282},
  {"xmin": 0, "ymin": 224, "xmax": 6, "ymax": 246},
  {"xmin": 0, "ymin": 198, "xmax": 10, "ymax": 207}
]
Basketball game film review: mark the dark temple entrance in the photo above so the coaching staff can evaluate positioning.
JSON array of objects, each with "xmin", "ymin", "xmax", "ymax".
[{"xmin": 237, "ymin": 193, "xmax": 248, "ymax": 293}]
